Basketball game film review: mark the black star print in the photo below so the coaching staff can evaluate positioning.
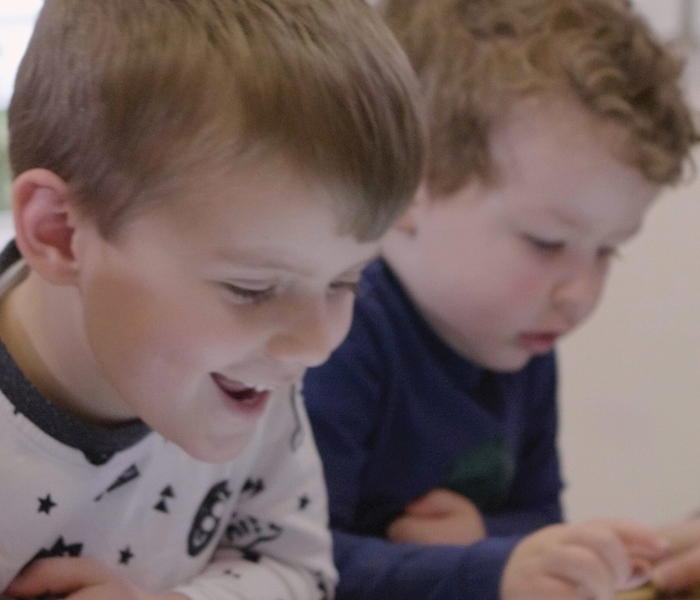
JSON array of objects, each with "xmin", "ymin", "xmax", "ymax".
[
  {"xmin": 119, "ymin": 547, "xmax": 134, "ymax": 565},
  {"xmin": 154, "ymin": 484, "xmax": 176, "ymax": 513},
  {"xmin": 33, "ymin": 537, "xmax": 83, "ymax": 561},
  {"xmin": 242, "ymin": 549, "xmax": 261, "ymax": 563},
  {"xmin": 241, "ymin": 478, "xmax": 264, "ymax": 497},
  {"xmin": 298, "ymin": 495, "xmax": 310, "ymax": 510},
  {"xmin": 38, "ymin": 494, "xmax": 57, "ymax": 514},
  {"xmin": 95, "ymin": 464, "xmax": 140, "ymax": 501}
]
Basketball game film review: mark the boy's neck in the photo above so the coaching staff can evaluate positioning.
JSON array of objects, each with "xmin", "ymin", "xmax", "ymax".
[{"xmin": 0, "ymin": 270, "xmax": 134, "ymax": 425}]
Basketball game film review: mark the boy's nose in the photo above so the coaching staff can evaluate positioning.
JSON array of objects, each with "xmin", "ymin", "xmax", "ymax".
[
  {"xmin": 267, "ymin": 298, "xmax": 352, "ymax": 368},
  {"xmin": 551, "ymin": 264, "xmax": 606, "ymax": 327}
]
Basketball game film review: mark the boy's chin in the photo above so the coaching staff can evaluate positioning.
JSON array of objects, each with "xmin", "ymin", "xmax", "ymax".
[
  {"xmin": 175, "ymin": 430, "xmax": 255, "ymax": 464},
  {"xmin": 473, "ymin": 349, "xmax": 534, "ymax": 373}
]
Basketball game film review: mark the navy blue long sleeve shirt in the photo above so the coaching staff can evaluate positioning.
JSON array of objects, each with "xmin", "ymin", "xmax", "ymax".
[{"xmin": 303, "ymin": 260, "xmax": 564, "ymax": 600}]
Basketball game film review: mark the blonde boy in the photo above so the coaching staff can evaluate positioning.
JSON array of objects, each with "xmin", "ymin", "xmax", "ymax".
[
  {"xmin": 303, "ymin": 0, "xmax": 698, "ymax": 599},
  {"xmin": 0, "ymin": 1, "xmax": 424, "ymax": 599}
]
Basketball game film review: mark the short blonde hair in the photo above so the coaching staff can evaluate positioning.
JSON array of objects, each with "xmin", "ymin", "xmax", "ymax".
[
  {"xmin": 10, "ymin": 0, "xmax": 424, "ymax": 240},
  {"xmin": 381, "ymin": 0, "xmax": 699, "ymax": 196}
]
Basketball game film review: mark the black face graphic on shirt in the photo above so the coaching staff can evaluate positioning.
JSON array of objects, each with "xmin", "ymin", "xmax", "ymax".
[
  {"xmin": 187, "ymin": 481, "xmax": 232, "ymax": 556},
  {"xmin": 225, "ymin": 514, "xmax": 283, "ymax": 552}
]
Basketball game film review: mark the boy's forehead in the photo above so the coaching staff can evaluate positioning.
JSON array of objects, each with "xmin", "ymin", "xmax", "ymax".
[
  {"xmin": 123, "ymin": 159, "xmax": 380, "ymax": 268},
  {"xmin": 475, "ymin": 96, "xmax": 660, "ymax": 230},
  {"xmin": 154, "ymin": 153, "xmax": 364, "ymax": 234},
  {"xmin": 491, "ymin": 96, "xmax": 633, "ymax": 176},
  {"xmin": 153, "ymin": 156, "xmax": 337, "ymax": 224}
]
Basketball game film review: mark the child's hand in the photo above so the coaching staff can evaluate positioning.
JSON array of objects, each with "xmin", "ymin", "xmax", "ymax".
[
  {"xmin": 6, "ymin": 557, "xmax": 187, "ymax": 600},
  {"xmin": 386, "ymin": 488, "xmax": 487, "ymax": 546},
  {"xmin": 500, "ymin": 520, "xmax": 669, "ymax": 600},
  {"xmin": 651, "ymin": 516, "xmax": 700, "ymax": 594}
]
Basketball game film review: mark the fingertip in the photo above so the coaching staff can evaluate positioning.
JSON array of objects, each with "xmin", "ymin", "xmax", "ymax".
[
  {"xmin": 6, "ymin": 570, "xmax": 29, "ymax": 594},
  {"xmin": 403, "ymin": 498, "xmax": 425, "ymax": 514},
  {"xmin": 650, "ymin": 564, "xmax": 689, "ymax": 594},
  {"xmin": 649, "ymin": 567, "xmax": 668, "ymax": 589},
  {"xmin": 654, "ymin": 537, "xmax": 672, "ymax": 555}
]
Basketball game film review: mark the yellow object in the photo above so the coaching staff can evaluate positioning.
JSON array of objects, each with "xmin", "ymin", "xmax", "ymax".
[
  {"xmin": 615, "ymin": 585, "xmax": 658, "ymax": 600},
  {"xmin": 614, "ymin": 581, "xmax": 700, "ymax": 599}
]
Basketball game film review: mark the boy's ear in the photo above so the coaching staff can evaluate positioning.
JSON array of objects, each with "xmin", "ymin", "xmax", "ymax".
[
  {"xmin": 12, "ymin": 169, "xmax": 82, "ymax": 285},
  {"xmin": 393, "ymin": 182, "xmax": 431, "ymax": 236}
]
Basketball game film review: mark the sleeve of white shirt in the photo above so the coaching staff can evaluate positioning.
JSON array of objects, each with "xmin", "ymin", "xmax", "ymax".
[{"xmin": 173, "ymin": 385, "xmax": 338, "ymax": 600}]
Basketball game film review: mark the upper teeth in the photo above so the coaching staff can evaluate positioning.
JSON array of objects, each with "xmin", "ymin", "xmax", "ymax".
[{"xmin": 248, "ymin": 384, "xmax": 271, "ymax": 393}]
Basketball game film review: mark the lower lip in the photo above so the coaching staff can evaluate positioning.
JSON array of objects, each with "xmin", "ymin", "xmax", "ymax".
[
  {"xmin": 213, "ymin": 381, "xmax": 270, "ymax": 417},
  {"xmin": 519, "ymin": 333, "xmax": 558, "ymax": 354}
]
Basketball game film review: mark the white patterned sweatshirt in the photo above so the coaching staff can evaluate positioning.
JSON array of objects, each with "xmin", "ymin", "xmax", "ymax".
[{"xmin": 0, "ymin": 242, "xmax": 337, "ymax": 600}]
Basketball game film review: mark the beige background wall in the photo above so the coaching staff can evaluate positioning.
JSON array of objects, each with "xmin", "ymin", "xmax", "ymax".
[{"xmin": 559, "ymin": 0, "xmax": 700, "ymax": 527}]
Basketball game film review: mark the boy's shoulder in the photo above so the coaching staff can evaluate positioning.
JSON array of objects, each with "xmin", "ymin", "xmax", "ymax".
[{"xmin": 350, "ymin": 258, "xmax": 433, "ymax": 354}]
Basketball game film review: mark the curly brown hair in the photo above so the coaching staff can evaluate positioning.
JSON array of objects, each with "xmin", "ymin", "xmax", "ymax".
[{"xmin": 381, "ymin": 0, "xmax": 699, "ymax": 196}]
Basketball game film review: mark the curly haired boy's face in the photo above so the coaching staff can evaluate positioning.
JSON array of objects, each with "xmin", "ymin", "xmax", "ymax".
[
  {"xmin": 70, "ymin": 159, "xmax": 379, "ymax": 462},
  {"xmin": 384, "ymin": 98, "xmax": 660, "ymax": 372}
]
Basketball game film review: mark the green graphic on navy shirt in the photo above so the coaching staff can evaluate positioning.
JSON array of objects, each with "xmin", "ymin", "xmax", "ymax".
[{"xmin": 443, "ymin": 436, "xmax": 515, "ymax": 511}]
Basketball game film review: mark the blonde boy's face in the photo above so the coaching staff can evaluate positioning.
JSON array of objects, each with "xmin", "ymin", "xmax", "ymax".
[
  {"xmin": 71, "ymin": 158, "xmax": 379, "ymax": 462},
  {"xmin": 384, "ymin": 98, "xmax": 660, "ymax": 372}
]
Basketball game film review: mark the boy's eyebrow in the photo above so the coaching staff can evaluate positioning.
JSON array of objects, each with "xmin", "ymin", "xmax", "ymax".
[
  {"xmin": 214, "ymin": 248, "xmax": 379, "ymax": 276},
  {"xmin": 545, "ymin": 208, "xmax": 643, "ymax": 240},
  {"xmin": 214, "ymin": 248, "xmax": 315, "ymax": 274}
]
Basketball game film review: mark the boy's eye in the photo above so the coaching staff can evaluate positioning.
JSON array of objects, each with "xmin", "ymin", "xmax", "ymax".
[
  {"xmin": 524, "ymin": 234, "xmax": 565, "ymax": 253},
  {"xmin": 222, "ymin": 282, "xmax": 276, "ymax": 304},
  {"xmin": 598, "ymin": 246, "xmax": 620, "ymax": 260},
  {"xmin": 329, "ymin": 280, "xmax": 361, "ymax": 295}
]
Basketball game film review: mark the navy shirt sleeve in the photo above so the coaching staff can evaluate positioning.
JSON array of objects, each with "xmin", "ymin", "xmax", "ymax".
[{"xmin": 333, "ymin": 530, "xmax": 520, "ymax": 600}]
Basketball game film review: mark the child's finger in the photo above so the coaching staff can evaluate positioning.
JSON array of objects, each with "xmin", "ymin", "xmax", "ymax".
[
  {"xmin": 542, "ymin": 543, "xmax": 618, "ymax": 600},
  {"xmin": 386, "ymin": 514, "xmax": 435, "ymax": 543},
  {"xmin": 404, "ymin": 488, "xmax": 474, "ymax": 516},
  {"xmin": 624, "ymin": 556, "xmax": 652, "ymax": 590},
  {"xmin": 387, "ymin": 513, "xmax": 484, "ymax": 545},
  {"xmin": 657, "ymin": 517, "xmax": 700, "ymax": 553},
  {"xmin": 553, "ymin": 524, "xmax": 634, "ymax": 590},
  {"xmin": 651, "ymin": 544, "xmax": 700, "ymax": 593},
  {"xmin": 7, "ymin": 557, "xmax": 111, "ymax": 597},
  {"xmin": 508, "ymin": 575, "xmax": 594, "ymax": 600},
  {"xmin": 603, "ymin": 521, "xmax": 670, "ymax": 560}
]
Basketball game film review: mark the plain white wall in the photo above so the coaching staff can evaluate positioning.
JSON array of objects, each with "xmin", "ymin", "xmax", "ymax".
[
  {"xmin": 631, "ymin": 0, "xmax": 682, "ymax": 39},
  {"xmin": 558, "ymin": 0, "xmax": 700, "ymax": 526}
]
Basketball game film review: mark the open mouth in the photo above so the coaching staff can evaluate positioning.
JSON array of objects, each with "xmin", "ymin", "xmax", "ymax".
[
  {"xmin": 519, "ymin": 332, "xmax": 559, "ymax": 354},
  {"xmin": 211, "ymin": 373, "xmax": 271, "ymax": 412}
]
